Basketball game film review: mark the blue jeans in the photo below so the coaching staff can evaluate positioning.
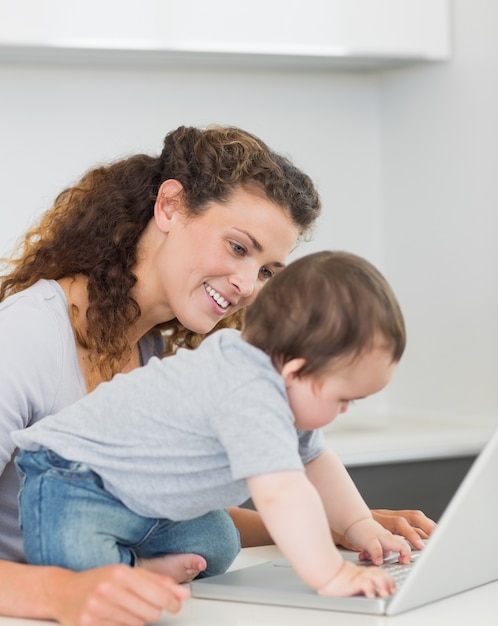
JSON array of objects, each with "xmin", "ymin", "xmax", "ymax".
[{"xmin": 16, "ymin": 449, "xmax": 240, "ymax": 575}]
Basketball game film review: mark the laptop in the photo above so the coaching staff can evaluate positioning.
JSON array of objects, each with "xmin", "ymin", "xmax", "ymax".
[{"xmin": 191, "ymin": 425, "xmax": 498, "ymax": 615}]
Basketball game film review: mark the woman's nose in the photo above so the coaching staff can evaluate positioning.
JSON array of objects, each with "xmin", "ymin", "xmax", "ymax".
[{"xmin": 230, "ymin": 264, "xmax": 259, "ymax": 299}]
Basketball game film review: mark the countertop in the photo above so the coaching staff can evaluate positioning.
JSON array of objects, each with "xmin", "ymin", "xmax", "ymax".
[
  {"xmin": 167, "ymin": 545, "xmax": 498, "ymax": 626},
  {"xmin": 324, "ymin": 413, "xmax": 497, "ymax": 466},
  {"xmin": 1, "ymin": 546, "xmax": 497, "ymax": 626}
]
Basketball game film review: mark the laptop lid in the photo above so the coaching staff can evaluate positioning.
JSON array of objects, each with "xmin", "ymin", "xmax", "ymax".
[
  {"xmin": 191, "ymin": 425, "xmax": 498, "ymax": 615},
  {"xmin": 386, "ymin": 422, "xmax": 498, "ymax": 614}
]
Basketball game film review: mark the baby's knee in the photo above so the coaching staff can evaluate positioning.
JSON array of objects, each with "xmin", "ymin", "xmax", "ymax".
[{"xmin": 200, "ymin": 511, "xmax": 241, "ymax": 577}]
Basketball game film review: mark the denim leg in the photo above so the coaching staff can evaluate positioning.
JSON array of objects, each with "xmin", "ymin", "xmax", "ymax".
[
  {"xmin": 132, "ymin": 509, "xmax": 241, "ymax": 577},
  {"xmin": 16, "ymin": 449, "xmax": 157, "ymax": 571},
  {"xmin": 17, "ymin": 449, "xmax": 241, "ymax": 575}
]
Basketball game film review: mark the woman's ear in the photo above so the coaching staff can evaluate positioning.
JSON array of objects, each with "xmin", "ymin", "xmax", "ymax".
[
  {"xmin": 154, "ymin": 179, "xmax": 185, "ymax": 233},
  {"xmin": 281, "ymin": 358, "xmax": 307, "ymax": 387}
]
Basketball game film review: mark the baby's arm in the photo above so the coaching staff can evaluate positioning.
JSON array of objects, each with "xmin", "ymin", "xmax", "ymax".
[
  {"xmin": 305, "ymin": 449, "xmax": 411, "ymax": 565},
  {"xmin": 247, "ymin": 471, "xmax": 396, "ymax": 597},
  {"xmin": 247, "ymin": 471, "xmax": 341, "ymax": 589}
]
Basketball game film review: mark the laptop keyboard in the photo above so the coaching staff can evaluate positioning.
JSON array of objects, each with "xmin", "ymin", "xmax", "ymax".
[
  {"xmin": 274, "ymin": 550, "xmax": 421, "ymax": 589},
  {"xmin": 376, "ymin": 550, "xmax": 421, "ymax": 587},
  {"xmin": 380, "ymin": 561, "xmax": 413, "ymax": 586}
]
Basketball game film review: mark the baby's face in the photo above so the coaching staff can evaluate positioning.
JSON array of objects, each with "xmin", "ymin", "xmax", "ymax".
[{"xmin": 286, "ymin": 348, "xmax": 397, "ymax": 430}]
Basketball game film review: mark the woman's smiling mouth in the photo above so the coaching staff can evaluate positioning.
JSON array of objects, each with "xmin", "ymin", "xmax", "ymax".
[{"xmin": 203, "ymin": 282, "xmax": 230, "ymax": 310}]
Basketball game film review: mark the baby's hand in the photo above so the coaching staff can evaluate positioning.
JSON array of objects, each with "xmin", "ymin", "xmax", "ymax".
[
  {"xmin": 317, "ymin": 560, "xmax": 396, "ymax": 598},
  {"xmin": 346, "ymin": 518, "xmax": 412, "ymax": 565}
]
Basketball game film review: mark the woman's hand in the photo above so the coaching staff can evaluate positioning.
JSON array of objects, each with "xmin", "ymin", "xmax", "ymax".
[
  {"xmin": 48, "ymin": 565, "xmax": 190, "ymax": 626},
  {"xmin": 332, "ymin": 509, "xmax": 437, "ymax": 551}
]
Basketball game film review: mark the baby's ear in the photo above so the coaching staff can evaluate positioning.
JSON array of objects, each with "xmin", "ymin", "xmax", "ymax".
[
  {"xmin": 154, "ymin": 179, "xmax": 185, "ymax": 232},
  {"xmin": 281, "ymin": 358, "xmax": 307, "ymax": 385}
]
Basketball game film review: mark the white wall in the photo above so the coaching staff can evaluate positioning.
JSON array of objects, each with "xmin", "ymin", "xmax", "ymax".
[
  {"xmin": 380, "ymin": 0, "xmax": 498, "ymax": 420},
  {"xmin": 0, "ymin": 64, "xmax": 382, "ymax": 262},
  {"xmin": 0, "ymin": 0, "xmax": 496, "ymax": 424}
]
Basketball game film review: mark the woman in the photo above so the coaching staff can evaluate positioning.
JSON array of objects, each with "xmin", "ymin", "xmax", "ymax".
[{"xmin": 0, "ymin": 125, "xmax": 435, "ymax": 626}]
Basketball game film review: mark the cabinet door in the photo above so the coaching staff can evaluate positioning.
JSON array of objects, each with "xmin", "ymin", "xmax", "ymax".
[
  {"xmin": 347, "ymin": 456, "xmax": 474, "ymax": 521},
  {"xmin": 0, "ymin": 0, "xmax": 451, "ymax": 63},
  {"xmin": 324, "ymin": 0, "xmax": 451, "ymax": 59},
  {"xmin": 158, "ymin": 0, "xmax": 451, "ymax": 60}
]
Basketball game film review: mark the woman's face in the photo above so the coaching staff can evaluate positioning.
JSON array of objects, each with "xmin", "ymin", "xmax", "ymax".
[{"xmin": 149, "ymin": 184, "xmax": 301, "ymax": 334}]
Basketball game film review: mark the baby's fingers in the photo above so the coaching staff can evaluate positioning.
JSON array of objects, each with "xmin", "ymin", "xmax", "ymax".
[
  {"xmin": 317, "ymin": 561, "xmax": 396, "ymax": 599},
  {"xmin": 359, "ymin": 568, "xmax": 396, "ymax": 598},
  {"xmin": 360, "ymin": 538, "xmax": 385, "ymax": 566},
  {"xmin": 386, "ymin": 535, "xmax": 412, "ymax": 564}
]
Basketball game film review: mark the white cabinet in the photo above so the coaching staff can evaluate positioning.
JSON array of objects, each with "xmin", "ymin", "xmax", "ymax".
[{"xmin": 0, "ymin": 0, "xmax": 451, "ymax": 69}]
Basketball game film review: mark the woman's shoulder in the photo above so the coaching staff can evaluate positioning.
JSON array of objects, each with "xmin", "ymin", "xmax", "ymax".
[
  {"xmin": 0, "ymin": 279, "xmax": 73, "ymax": 360},
  {"xmin": 0, "ymin": 278, "xmax": 67, "ymax": 314},
  {"xmin": 0, "ymin": 280, "xmax": 81, "ymax": 430}
]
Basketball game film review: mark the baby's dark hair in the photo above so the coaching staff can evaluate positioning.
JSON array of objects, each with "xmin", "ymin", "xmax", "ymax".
[{"xmin": 243, "ymin": 250, "xmax": 406, "ymax": 377}]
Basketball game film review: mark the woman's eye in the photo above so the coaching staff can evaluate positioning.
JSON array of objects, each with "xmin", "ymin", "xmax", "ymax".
[
  {"xmin": 230, "ymin": 242, "xmax": 246, "ymax": 256},
  {"xmin": 259, "ymin": 267, "xmax": 274, "ymax": 280}
]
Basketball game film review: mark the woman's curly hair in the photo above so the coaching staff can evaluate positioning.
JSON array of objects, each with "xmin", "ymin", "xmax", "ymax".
[{"xmin": 0, "ymin": 125, "xmax": 321, "ymax": 388}]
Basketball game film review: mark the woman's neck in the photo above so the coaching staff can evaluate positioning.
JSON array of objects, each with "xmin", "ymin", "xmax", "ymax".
[{"xmin": 57, "ymin": 275, "xmax": 143, "ymax": 384}]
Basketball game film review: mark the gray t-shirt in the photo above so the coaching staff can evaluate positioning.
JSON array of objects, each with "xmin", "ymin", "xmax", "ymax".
[
  {"xmin": 0, "ymin": 279, "xmax": 163, "ymax": 561},
  {"xmin": 13, "ymin": 329, "xmax": 325, "ymax": 521}
]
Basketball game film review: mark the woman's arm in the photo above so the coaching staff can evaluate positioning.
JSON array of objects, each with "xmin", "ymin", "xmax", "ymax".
[
  {"xmin": 0, "ymin": 560, "xmax": 188, "ymax": 626},
  {"xmin": 227, "ymin": 507, "xmax": 273, "ymax": 547},
  {"xmin": 229, "ymin": 504, "xmax": 436, "ymax": 550}
]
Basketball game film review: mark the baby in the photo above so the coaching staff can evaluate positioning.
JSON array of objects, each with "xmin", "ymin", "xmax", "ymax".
[{"xmin": 12, "ymin": 250, "xmax": 411, "ymax": 599}]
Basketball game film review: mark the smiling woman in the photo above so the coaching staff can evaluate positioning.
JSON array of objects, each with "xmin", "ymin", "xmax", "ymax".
[
  {"xmin": 0, "ymin": 124, "xmax": 435, "ymax": 625},
  {"xmin": 141, "ymin": 180, "xmax": 300, "ymax": 337},
  {"xmin": 0, "ymin": 124, "xmax": 321, "ymax": 624},
  {"xmin": 1, "ymin": 126, "xmax": 319, "ymax": 390}
]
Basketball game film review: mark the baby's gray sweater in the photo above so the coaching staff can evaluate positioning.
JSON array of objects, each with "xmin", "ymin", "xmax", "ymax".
[{"xmin": 13, "ymin": 329, "xmax": 325, "ymax": 520}]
